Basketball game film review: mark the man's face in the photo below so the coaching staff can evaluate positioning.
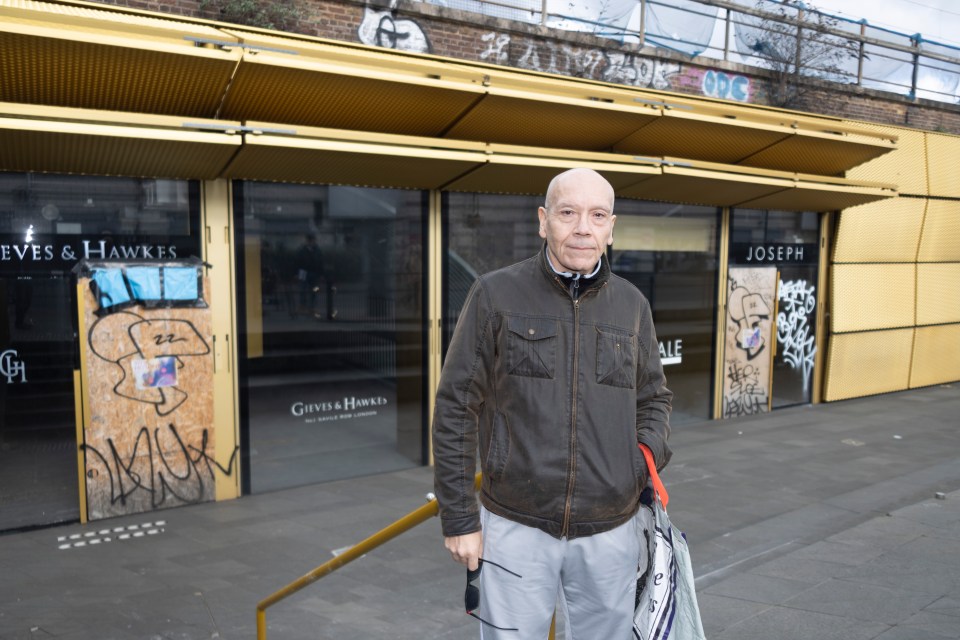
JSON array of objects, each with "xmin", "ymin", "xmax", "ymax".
[{"xmin": 538, "ymin": 171, "xmax": 616, "ymax": 275}]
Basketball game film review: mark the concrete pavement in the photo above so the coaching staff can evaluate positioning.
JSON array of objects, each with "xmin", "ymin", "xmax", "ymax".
[{"xmin": 1, "ymin": 383, "xmax": 959, "ymax": 639}]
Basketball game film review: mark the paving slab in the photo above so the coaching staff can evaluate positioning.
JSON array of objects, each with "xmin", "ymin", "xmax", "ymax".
[
  {"xmin": 783, "ymin": 579, "xmax": 939, "ymax": 625},
  {"xmin": 712, "ymin": 605, "xmax": 890, "ymax": 640},
  {"xmin": 1, "ymin": 384, "xmax": 958, "ymax": 639}
]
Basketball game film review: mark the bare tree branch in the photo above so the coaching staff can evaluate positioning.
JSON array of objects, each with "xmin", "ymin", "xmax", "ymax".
[{"xmin": 736, "ymin": 0, "xmax": 859, "ymax": 108}]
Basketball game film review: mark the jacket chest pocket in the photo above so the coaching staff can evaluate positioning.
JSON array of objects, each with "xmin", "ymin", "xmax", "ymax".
[
  {"xmin": 596, "ymin": 327, "xmax": 638, "ymax": 389},
  {"xmin": 505, "ymin": 315, "xmax": 558, "ymax": 379}
]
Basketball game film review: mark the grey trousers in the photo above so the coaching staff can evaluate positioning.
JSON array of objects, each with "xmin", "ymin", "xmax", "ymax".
[{"xmin": 477, "ymin": 506, "xmax": 641, "ymax": 640}]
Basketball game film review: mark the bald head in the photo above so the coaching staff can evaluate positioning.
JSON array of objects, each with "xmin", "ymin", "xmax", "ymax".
[
  {"xmin": 538, "ymin": 168, "xmax": 617, "ymax": 275},
  {"xmin": 544, "ymin": 168, "xmax": 615, "ymax": 213}
]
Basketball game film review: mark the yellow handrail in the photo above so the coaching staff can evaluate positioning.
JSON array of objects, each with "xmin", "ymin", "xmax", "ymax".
[{"xmin": 256, "ymin": 473, "xmax": 483, "ymax": 640}]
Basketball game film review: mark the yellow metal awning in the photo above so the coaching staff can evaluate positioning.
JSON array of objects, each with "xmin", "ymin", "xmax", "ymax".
[
  {"xmin": 0, "ymin": 0, "xmax": 898, "ymax": 180},
  {"xmin": 616, "ymin": 157, "xmax": 896, "ymax": 211},
  {"xmin": 612, "ymin": 108, "xmax": 796, "ymax": 165},
  {"xmin": 443, "ymin": 147, "xmax": 660, "ymax": 194},
  {"xmin": 222, "ymin": 125, "xmax": 488, "ymax": 189},
  {"xmin": 0, "ymin": 0, "xmax": 241, "ymax": 116},
  {"xmin": 0, "ymin": 103, "xmax": 896, "ymax": 211},
  {"xmin": 737, "ymin": 176, "xmax": 896, "ymax": 211},
  {"xmin": 736, "ymin": 127, "xmax": 896, "ymax": 176},
  {"xmin": 0, "ymin": 102, "xmax": 896, "ymax": 209},
  {"xmin": 611, "ymin": 107, "xmax": 895, "ymax": 175},
  {"xmin": 0, "ymin": 105, "xmax": 241, "ymax": 179},
  {"xmin": 217, "ymin": 49, "xmax": 488, "ymax": 138}
]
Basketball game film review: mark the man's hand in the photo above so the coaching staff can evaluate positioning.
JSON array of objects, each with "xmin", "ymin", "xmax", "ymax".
[{"xmin": 444, "ymin": 531, "xmax": 483, "ymax": 570}]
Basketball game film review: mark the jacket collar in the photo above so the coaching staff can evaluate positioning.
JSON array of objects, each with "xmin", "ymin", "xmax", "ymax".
[{"xmin": 537, "ymin": 244, "xmax": 610, "ymax": 297}]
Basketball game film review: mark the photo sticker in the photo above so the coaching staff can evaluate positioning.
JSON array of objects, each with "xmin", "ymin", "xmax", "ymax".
[{"xmin": 132, "ymin": 356, "xmax": 178, "ymax": 390}]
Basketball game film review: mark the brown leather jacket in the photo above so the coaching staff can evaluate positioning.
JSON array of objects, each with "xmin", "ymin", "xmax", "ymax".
[{"xmin": 433, "ymin": 250, "xmax": 672, "ymax": 540}]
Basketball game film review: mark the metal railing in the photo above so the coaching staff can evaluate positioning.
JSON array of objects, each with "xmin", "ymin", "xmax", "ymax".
[
  {"xmin": 429, "ymin": 0, "xmax": 960, "ymax": 104},
  {"xmin": 254, "ymin": 473, "xmax": 565, "ymax": 639}
]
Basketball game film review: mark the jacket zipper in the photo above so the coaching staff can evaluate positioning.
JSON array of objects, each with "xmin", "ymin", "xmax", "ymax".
[
  {"xmin": 550, "ymin": 273, "xmax": 605, "ymax": 537},
  {"xmin": 561, "ymin": 297, "xmax": 580, "ymax": 538}
]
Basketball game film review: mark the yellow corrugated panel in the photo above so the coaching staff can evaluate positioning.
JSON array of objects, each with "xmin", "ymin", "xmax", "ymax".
[
  {"xmin": 0, "ymin": 0, "xmax": 226, "ymax": 42},
  {"xmin": 831, "ymin": 264, "xmax": 916, "ymax": 332},
  {"xmin": 444, "ymin": 89, "xmax": 660, "ymax": 151},
  {"xmin": 220, "ymin": 56, "xmax": 486, "ymax": 138},
  {"xmin": 740, "ymin": 129, "xmax": 897, "ymax": 177},
  {"xmin": 824, "ymin": 328, "xmax": 914, "ymax": 401},
  {"xmin": 833, "ymin": 198, "xmax": 926, "ymax": 263},
  {"xmin": 925, "ymin": 132, "xmax": 960, "ymax": 198},
  {"xmin": 612, "ymin": 109, "xmax": 793, "ymax": 164},
  {"xmin": 444, "ymin": 154, "xmax": 658, "ymax": 195},
  {"xmin": 910, "ymin": 323, "xmax": 960, "ymax": 388},
  {"xmin": 845, "ymin": 123, "xmax": 927, "ymax": 195},
  {"xmin": 0, "ymin": 1, "xmax": 903, "ymax": 179},
  {"xmin": 223, "ymin": 133, "xmax": 486, "ymax": 189},
  {"xmin": 918, "ymin": 200, "xmax": 960, "ymax": 262},
  {"xmin": 0, "ymin": 22, "xmax": 239, "ymax": 116},
  {"xmin": 736, "ymin": 179, "xmax": 894, "ymax": 211},
  {"xmin": 617, "ymin": 166, "xmax": 792, "ymax": 207},
  {"xmin": 917, "ymin": 263, "xmax": 960, "ymax": 326},
  {"xmin": 0, "ymin": 115, "xmax": 241, "ymax": 179}
]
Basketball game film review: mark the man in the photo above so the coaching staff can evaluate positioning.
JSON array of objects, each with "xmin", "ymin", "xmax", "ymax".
[{"xmin": 433, "ymin": 168, "xmax": 673, "ymax": 638}]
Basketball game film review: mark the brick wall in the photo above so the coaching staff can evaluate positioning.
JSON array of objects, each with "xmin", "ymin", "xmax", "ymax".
[{"xmin": 92, "ymin": 0, "xmax": 960, "ymax": 134}]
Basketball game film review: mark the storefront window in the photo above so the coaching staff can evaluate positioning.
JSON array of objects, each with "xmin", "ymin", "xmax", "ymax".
[
  {"xmin": 730, "ymin": 210, "xmax": 821, "ymax": 409},
  {"xmin": 443, "ymin": 193, "xmax": 543, "ymax": 346},
  {"xmin": 443, "ymin": 194, "xmax": 719, "ymax": 425},
  {"xmin": 609, "ymin": 201, "xmax": 721, "ymax": 424},
  {"xmin": 0, "ymin": 173, "xmax": 200, "ymax": 531},
  {"xmin": 235, "ymin": 182, "xmax": 426, "ymax": 493}
]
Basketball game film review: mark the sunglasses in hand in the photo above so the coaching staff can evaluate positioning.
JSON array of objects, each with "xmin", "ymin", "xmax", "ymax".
[{"xmin": 465, "ymin": 558, "xmax": 521, "ymax": 632}]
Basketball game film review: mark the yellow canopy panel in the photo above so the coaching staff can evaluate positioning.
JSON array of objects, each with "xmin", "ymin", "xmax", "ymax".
[
  {"xmin": 442, "ymin": 87, "xmax": 660, "ymax": 151},
  {"xmin": 737, "ymin": 179, "xmax": 895, "ymax": 211},
  {"xmin": 0, "ymin": 2, "xmax": 241, "ymax": 116},
  {"xmin": 738, "ymin": 128, "xmax": 897, "ymax": 177},
  {"xmin": 443, "ymin": 153, "xmax": 660, "ymax": 195},
  {"xmin": 218, "ymin": 54, "xmax": 487, "ymax": 138},
  {"xmin": 0, "ymin": 0, "xmax": 900, "ymax": 180},
  {"xmin": 618, "ymin": 161, "xmax": 895, "ymax": 211},
  {"xmin": 222, "ymin": 126, "xmax": 488, "ymax": 189},
  {"xmin": 0, "ymin": 102, "xmax": 897, "ymax": 212},
  {"xmin": 0, "ymin": 111, "xmax": 241, "ymax": 179},
  {"xmin": 612, "ymin": 108, "xmax": 795, "ymax": 165}
]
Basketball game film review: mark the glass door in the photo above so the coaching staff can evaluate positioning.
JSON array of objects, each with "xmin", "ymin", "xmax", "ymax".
[
  {"xmin": 729, "ymin": 210, "xmax": 821, "ymax": 409},
  {"xmin": 234, "ymin": 182, "xmax": 427, "ymax": 493},
  {"xmin": 0, "ymin": 173, "xmax": 200, "ymax": 531}
]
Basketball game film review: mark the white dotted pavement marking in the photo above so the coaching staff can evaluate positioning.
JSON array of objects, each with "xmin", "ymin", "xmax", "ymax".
[{"xmin": 57, "ymin": 520, "xmax": 167, "ymax": 550}]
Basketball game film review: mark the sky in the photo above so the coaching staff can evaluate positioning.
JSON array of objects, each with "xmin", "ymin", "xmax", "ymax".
[{"xmin": 804, "ymin": 0, "xmax": 960, "ymax": 47}]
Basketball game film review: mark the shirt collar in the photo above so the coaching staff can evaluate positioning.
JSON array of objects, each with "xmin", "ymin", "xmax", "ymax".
[{"xmin": 544, "ymin": 247, "xmax": 603, "ymax": 280}]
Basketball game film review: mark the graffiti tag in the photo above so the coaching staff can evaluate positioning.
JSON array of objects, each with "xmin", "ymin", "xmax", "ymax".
[
  {"xmin": 82, "ymin": 424, "xmax": 238, "ymax": 510},
  {"xmin": 701, "ymin": 70, "xmax": 750, "ymax": 102},
  {"xmin": 777, "ymin": 279, "xmax": 817, "ymax": 393},
  {"xmin": 479, "ymin": 33, "xmax": 682, "ymax": 88},
  {"xmin": 723, "ymin": 361, "xmax": 767, "ymax": 417},
  {"xmin": 358, "ymin": 7, "xmax": 431, "ymax": 53}
]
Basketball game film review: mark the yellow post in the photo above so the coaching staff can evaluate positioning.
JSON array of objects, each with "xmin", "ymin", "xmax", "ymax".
[{"xmin": 256, "ymin": 473, "xmax": 482, "ymax": 640}]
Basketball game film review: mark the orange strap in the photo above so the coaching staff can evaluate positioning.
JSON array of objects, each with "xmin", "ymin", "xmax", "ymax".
[{"xmin": 639, "ymin": 443, "xmax": 669, "ymax": 508}]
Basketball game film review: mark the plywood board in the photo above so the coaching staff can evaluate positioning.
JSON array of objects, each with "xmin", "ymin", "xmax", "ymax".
[
  {"xmin": 722, "ymin": 267, "xmax": 778, "ymax": 418},
  {"xmin": 78, "ymin": 276, "xmax": 218, "ymax": 521}
]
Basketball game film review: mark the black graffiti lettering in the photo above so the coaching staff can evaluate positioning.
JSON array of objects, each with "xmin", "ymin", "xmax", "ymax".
[
  {"xmin": 81, "ymin": 424, "xmax": 238, "ymax": 510},
  {"xmin": 724, "ymin": 361, "xmax": 767, "ymax": 418},
  {"xmin": 88, "ymin": 311, "xmax": 210, "ymax": 417}
]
